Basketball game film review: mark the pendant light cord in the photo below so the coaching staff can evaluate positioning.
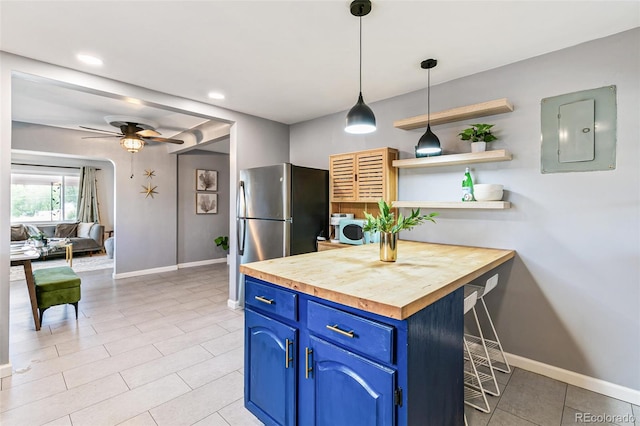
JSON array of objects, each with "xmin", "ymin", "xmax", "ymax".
[
  {"xmin": 359, "ymin": 15, "xmax": 362, "ymax": 93},
  {"xmin": 427, "ymin": 68, "xmax": 431, "ymax": 126}
]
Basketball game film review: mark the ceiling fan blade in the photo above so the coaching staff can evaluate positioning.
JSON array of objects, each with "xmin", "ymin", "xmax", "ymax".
[
  {"xmin": 79, "ymin": 126, "xmax": 122, "ymax": 135},
  {"xmin": 144, "ymin": 136, "xmax": 184, "ymax": 145},
  {"xmin": 136, "ymin": 129, "xmax": 161, "ymax": 137},
  {"xmin": 81, "ymin": 135, "xmax": 120, "ymax": 139}
]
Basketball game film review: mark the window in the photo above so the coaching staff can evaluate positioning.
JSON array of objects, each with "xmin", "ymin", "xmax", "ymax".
[{"xmin": 11, "ymin": 172, "xmax": 79, "ymax": 223}]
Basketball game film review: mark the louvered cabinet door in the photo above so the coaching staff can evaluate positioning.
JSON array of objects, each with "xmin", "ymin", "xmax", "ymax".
[
  {"xmin": 330, "ymin": 154, "xmax": 357, "ymax": 202},
  {"xmin": 356, "ymin": 150, "xmax": 386, "ymax": 202}
]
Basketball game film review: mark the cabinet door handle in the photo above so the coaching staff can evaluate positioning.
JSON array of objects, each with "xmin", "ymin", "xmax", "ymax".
[
  {"xmin": 326, "ymin": 324, "xmax": 355, "ymax": 338},
  {"xmin": 254, "ymin": 296, "xmax": 274, "ymax": 305},
  {"xmin": 305, "ymin": 347, "xmax": 313, "ymax": 379},
  {"xmin": 285, "ymin": 338, "xmax": 293, "ymax": 368}
]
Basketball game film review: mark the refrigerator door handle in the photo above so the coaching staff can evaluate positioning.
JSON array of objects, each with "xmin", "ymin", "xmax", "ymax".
[
  {"xmin": 237, "ymin": 218, "xmax": 246, "ymax": 256},
  {"xmin": 237, "ymin": 181, "xmax": 247, "ymax": 256},
  {"xmin": 237, "ymin": 181, "xmax": 247, "ymax": 219}
]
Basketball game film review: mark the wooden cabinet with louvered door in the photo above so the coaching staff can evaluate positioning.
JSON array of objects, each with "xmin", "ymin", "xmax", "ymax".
[
  {"xmin": 329, "ymin": 153, "xmax": 357, "ymax": 202},
  {"xmin": 329, "ymin": 147, "xmax": 398, "ymax": 219}
]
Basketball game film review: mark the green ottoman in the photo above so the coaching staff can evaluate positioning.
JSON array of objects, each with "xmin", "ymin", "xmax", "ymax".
[{"xmin": 33, "ymin": 266, "xmax": 81, "ymax": 324}]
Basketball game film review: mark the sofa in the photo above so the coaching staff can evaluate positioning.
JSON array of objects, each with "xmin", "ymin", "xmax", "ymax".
[{"xmin": 11, "ymin": 222, "xmax": 105, "ymax": 255}]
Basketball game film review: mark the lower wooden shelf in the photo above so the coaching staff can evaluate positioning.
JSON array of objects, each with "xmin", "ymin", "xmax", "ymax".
[{"xmin": 392, "ymin": 201, "xmax": 511, "ymax": 210}]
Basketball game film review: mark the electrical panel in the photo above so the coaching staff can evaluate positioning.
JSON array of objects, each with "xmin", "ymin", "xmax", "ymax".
[{"xmin": 541, "ymin": 86, "xmax": 616, "ymax": 173}]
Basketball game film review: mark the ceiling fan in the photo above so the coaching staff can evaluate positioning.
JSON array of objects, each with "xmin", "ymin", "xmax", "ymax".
[{"xmin": 80, "ymin": 116, "xmax": 184, "ymax": 153}]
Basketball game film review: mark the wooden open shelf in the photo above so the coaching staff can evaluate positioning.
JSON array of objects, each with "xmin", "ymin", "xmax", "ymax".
[
  {"xmin": 392, "ymin": 201, "xmax": 511, "ymax": 210},
  {"xmin": 393, "ymin": 149, "xmax": 512, "ymax": 169},
  {"xmin": 394, "ymin": 98, "xmax": 514, "ymax": 130}
]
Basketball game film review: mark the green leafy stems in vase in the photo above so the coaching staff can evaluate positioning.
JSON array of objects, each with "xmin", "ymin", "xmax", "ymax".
[{"xmin": 363, "ymin": 200, "xmax": 438, "ymax": 262}]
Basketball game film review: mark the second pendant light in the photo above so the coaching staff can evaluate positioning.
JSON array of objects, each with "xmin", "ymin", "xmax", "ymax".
[{"xmin": 345, "ymin": 0, "xmax": 376, "ymax": 134}]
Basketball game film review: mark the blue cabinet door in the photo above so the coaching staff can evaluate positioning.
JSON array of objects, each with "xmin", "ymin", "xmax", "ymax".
[
  {"xmin": 245, "ymin": 309, "xmax": 297, "ymax": 426},
  {"xmin": 307, "ymin": 336, "xmax": 396, "ymax": 426}
]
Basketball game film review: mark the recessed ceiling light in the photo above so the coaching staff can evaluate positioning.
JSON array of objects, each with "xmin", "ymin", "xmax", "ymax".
[
  {"xmin": 77, "ymin": 54, "xmax": 103, "ymax": 66},
  {"xmin": 208, "ymin": 92, "xmax": 225, "ymax": 100}
]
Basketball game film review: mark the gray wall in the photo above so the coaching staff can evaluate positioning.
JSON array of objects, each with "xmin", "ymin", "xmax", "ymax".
[
  {"xmin": 177, "ymin": 150, "xmax": 230, "ymax": 264},
  {"xmin": 290, "ymin": 29, "xmax": 640, "ymax": 390}
]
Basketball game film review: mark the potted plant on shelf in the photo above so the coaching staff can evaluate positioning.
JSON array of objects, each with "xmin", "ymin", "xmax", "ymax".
[
  {"xmin": 363, "ymin": 200, "xmax": 438, "ymax": 262},
  {"xmin": 458, "ymin": 123, "xmax": 498, "ymax": 153}
]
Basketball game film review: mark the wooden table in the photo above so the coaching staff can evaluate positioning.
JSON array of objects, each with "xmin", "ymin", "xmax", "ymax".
[{"xmin": 10, "ymin": 249, "xmax": 41, "ymax": 331}]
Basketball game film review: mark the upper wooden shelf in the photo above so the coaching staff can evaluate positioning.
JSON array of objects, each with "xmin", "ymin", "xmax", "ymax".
[
  {"xmin": 393, "ymin": 149, "xmax": 512, "ymax": 169},
  {"xmin": 394, "ymin": 98, "xmax": 514, "ymax": 131}
]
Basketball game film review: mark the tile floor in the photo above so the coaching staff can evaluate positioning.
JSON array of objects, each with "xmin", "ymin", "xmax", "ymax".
[{"xmin": 2, "ymin": 263, "xmax": 638, "ymax": 425}]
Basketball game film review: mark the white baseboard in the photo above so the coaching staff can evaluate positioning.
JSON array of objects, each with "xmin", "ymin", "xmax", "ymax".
[
  {"xmin": 0, "ymin": 362, "xmax": 12, "ymax": 378},
  {"xmin": 112, "ymin": 265, "xmax": 178, "ymax": 280},
  {"xmin": 506, "ymin": 352, "xmax": 640, "ymax": 405},
  {"xmin": 178, "ymin": 258, "xmax": 226, "ymax": 269},
  {"xmin": 227, "ymin": 299, "xmax": 243, "ymax": 310}
]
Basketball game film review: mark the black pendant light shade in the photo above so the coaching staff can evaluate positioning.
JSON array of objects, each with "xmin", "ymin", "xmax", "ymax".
[
  {"xmin": 415, "ymin": 58, "xmax": 442, "ymax": 157},
  {"xmin": 345, "ymin": 0, "xmax": 376, "ymax": 134},
  {"xmin": 416, "ymin": 124, "xmax": 441, "ymax": 156},
  {"xmin": 346, "ymin": 92, "xmax": 376, "ymax": 134}
]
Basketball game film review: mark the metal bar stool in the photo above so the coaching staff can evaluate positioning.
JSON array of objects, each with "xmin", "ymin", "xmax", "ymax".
[
  {"xmin": 463, "ymin": 276, "xmax": 501, "ymax": 398},
  {"xmin": 463, "ymin": 290, "xmax": 490, "ymax": 413},
  {"xmin": 465, "ymin": 273, "xmax": 511, "ymax": 374}
]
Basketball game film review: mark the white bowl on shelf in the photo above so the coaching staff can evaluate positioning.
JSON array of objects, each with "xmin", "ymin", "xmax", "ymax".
[{"xmin": 474, "ymin": 184, "xmax": 504, "ymax": 201}]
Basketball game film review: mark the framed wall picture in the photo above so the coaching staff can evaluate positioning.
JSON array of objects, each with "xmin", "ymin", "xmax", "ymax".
[
  {"xmin": 196, "ymin": 193, "xmax": 218, "ymax": 214},
  {"xmin": 196, "ymin": 169, "xmax": 218, "ymax": 191}
]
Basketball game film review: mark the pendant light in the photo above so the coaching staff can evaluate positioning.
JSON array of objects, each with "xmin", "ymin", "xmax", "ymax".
[
  {"xmin": 345, "ymin": 0, "xmax": 376, "ymax": 134},
  {"xmin": 415, "ymin": 58, "xmax": 442, "ymax": 157}
]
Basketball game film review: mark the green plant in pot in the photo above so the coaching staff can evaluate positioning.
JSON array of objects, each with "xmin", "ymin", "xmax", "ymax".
[
  {"xmin": 458, "ymin": 123, "xmax": 497, "ymax": 153},
  {"xmin": 214, "ymin": 236, "xmax": 229, "ymax": 251},
  {"xmin": 363, "ymin": 200, "xmax": 438, "ymax": 262}
]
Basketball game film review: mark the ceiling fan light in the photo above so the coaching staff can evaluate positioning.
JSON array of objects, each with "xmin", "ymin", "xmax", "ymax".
[
  {"xmin": 345, "ymin": 93, "xmax": 376, "ymax": 134},
  {"xmin": 120, "ymin": 136, "xmax": 144, "ymax": 153}
]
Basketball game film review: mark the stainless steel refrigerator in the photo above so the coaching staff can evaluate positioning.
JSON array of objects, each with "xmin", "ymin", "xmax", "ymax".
[{"xmin": 237, "ymin": 163, "xmax": 328, "ymax": 265}]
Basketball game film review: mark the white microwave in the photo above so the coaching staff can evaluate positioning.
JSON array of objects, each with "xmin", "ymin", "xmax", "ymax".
[{"xmin": 339, "ymin": 219, "xmax": 365, "ymax": 245}]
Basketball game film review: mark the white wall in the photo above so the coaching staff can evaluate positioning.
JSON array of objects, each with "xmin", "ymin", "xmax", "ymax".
[
  {"xmin": 178, "ymin": 150, "xmax": 230, "ymax": 264},
  {"xmin": 290, "ymin": 29, "xmax": 640, "ymax": 391}
]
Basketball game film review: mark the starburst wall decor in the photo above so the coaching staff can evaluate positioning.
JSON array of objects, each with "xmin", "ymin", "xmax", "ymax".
[{"xmin": 141, "ymin": 182, "xmax": 158, "ymax": 199}]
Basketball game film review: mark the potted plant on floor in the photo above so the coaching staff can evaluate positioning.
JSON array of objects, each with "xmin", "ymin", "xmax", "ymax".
[
  {"xmin": 215, "ymin": 236, "xmax": 230, "ymax": 264},
  {"xmin": 363, "ymin": 200, "xmax": 437, "ymax": 262},
  {"xmin": 458, "ymin": 123, "xmax": 498, "ymax": 153}
]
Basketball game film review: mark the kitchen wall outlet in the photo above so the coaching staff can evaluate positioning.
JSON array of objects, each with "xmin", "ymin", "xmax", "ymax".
[{"xmin": 540, "ymin": 85, "xmax": 616, "ymax": 173}]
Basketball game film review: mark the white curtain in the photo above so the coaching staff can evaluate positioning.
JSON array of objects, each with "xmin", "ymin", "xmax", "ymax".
[{"xmin": 76, "ymin": 166, "xmax": 100, "ymax": 223}]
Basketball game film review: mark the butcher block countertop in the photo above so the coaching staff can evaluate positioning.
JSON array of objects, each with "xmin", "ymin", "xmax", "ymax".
[{"xmin": 240, "ymin": 240, "xmax": 515, "ymax": 320}]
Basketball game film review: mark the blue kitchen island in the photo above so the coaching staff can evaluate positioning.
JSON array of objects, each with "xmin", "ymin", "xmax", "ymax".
[{"xmin": 240, "ymin": 241, "xmax": 515, "ymax": 426}]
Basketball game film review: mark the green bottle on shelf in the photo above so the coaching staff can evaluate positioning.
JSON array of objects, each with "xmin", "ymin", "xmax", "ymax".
[{"xmin": 462, "ymin": 167, "xmax": 475, "ymax": 202}]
